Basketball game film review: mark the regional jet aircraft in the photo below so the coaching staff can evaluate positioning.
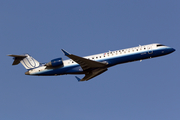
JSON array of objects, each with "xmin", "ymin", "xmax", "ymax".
[{"xmin": 8, "ymin": 43, "xmax": 175, "ymax": 81}]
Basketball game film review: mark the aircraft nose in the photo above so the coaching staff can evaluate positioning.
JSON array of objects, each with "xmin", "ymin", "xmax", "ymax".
[
  {"xmin": 25, "ymin": 71, "xmax": 30, "ymax": 75},
  {"xmin": 165, "ymin": 47, "xmax": 175, "ymax": 54},
  {"xmin": 170, "ymin": 48, "xmax": 176, "ymax": 53}
]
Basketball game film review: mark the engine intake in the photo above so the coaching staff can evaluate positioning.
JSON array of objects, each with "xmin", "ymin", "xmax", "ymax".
[{"xmin": 45, "ymin": 58, "xmax": 63, "ymax": 67}]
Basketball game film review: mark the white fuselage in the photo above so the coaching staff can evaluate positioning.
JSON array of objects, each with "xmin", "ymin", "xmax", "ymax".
[{"xmin": 27, "ymin": 43, "xmax": 175, "ymax": 76}]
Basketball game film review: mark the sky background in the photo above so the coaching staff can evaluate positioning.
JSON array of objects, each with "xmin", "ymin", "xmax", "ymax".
[{"xmin": 1, "ymin": 0, "xmax": 180, "ymax": 120}]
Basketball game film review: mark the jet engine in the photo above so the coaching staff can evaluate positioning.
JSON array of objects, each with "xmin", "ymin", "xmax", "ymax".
[{"xmin": 45, "ymin": 58, "xmax": 63, "ymax": 68}]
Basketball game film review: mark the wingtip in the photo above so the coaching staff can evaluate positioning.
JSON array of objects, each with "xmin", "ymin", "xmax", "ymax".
[
  {"xmin": 75, "ymin": 76, "xmax": 81, "ymax": 82},
  {"xmin": 61, "ymin": 49, "xmax": 71, "ymax": 56}
]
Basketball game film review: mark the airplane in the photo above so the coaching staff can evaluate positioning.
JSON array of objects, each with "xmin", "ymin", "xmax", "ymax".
[{"xmin": 8, "ymin": 43, "xmax": 175, "ymax": 81}]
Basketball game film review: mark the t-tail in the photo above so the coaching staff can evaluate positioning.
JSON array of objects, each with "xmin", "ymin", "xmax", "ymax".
[{"xmin": 8, "ymin": 54, "xmax": 40, "ymax": 69}]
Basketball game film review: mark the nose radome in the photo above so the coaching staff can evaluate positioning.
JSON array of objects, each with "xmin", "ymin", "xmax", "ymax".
[
  {"xmin": 170, "ymin": 48, "xmax": 176, "ymax": 53},
  {"xmin": 172, "ymin": 48, "xmax": 176, "ymax": 52},
  {"xmin": 25, "ymin": 71, "xmax": 30, "ymax": 75}
]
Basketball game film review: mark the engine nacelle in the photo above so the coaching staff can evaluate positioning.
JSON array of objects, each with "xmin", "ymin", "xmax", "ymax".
[{"xmin": 45, "ymin": 58, "xmax": 63, "ymax": 67}]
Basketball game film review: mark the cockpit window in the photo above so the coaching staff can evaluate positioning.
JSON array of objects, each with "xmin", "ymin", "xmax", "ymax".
[{"xmin": 157, "ymin": 44, "xmax": 165, "ymax": 47}]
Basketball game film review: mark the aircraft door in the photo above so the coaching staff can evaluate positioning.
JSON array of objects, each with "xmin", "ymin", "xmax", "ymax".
[{"xmin": 148, "ymin": 45, "xmax": 153, "ymax": 54}]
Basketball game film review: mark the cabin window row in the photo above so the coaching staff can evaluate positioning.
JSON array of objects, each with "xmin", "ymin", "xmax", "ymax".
[{"xmin": 68, "ymin": 46, "xmax": 150, "ymax": 64}]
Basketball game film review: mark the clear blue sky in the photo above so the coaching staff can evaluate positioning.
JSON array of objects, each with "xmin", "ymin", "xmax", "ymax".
[{"xmin": 1, "ymin": 1, "xmax": 179, "ymax": 120}]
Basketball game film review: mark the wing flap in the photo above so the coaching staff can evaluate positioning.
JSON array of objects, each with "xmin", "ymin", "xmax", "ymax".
[{"xmin": 77, "ymin": 68, "xmax": 108, "ymax": 81}]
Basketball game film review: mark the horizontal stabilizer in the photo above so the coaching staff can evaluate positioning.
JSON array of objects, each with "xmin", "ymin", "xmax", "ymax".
[
  {"xmin": 8, "ymin": 54, "xmax": 27, "ymax": 65},
  {"xmin": 8, "ymin": 54, "xmax": 27, "ymax": 58}
]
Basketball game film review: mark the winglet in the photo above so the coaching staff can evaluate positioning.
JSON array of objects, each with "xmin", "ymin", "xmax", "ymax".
[
  {"xmin": 61, "ymin": 49, "xmax": 71, "ymax": 56},
  {"xmin": 75, "ymin": 76, "xmax": 81, "ymax": 82}
]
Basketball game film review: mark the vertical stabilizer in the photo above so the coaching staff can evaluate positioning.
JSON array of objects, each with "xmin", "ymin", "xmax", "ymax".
[{"xmin": 8, "ymin": 54, "xmax": 40, "ymax": 69}]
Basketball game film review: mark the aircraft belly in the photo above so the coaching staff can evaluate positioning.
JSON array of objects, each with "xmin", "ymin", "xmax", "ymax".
[
  {"xmin": 65, "ymin": 66, "xmax": 84, "ymax": 74},
  {"xmin": 37, "ymin": 65, "xmax": 81, "ymax": 75}
]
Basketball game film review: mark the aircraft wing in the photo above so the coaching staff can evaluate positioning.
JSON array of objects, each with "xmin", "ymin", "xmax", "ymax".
[
  {"xmin": 75, "ymin": 68, "xmax": 108, "ymax": 81},
  {"xmin": 61, "ymin": 49, "xmax": 107, "ymax": 71}
]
